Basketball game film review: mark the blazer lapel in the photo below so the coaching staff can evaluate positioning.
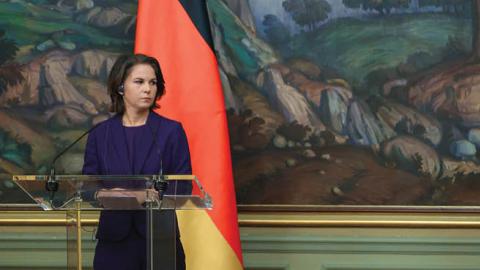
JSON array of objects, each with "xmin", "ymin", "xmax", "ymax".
[
  {"xmin": 135, "ymin": 111, "xmax": 160, "ymax": 174},
  {"xmin": 110, "ymin": 114, "xmax": 132, "ymax": 174}
]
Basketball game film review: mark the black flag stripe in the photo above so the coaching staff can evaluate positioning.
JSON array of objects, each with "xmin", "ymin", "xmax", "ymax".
[{"xmin": 178, "ymin": 0, "xmax": 214, "ymax": 51}]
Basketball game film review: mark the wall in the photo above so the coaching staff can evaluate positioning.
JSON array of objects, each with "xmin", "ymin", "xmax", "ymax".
[{"xmin": 1, "ymin": 211, "xmax": 480, "ymax": 269}]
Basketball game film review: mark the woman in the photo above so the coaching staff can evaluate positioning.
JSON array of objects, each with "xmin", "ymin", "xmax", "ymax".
[{"xmin": 82, "ymin": 54, "xmax": 191, "ymax": 270}]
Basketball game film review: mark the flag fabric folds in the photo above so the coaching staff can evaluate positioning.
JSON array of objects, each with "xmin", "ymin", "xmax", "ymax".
[{"xmin": 135, "ymin": 0, "xmax": 243, "ymax": 269}]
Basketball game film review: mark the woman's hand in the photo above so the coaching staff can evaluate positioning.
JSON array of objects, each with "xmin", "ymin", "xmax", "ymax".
[{"xmin": 96, "ymin": 188, "xmax": 159, "ymax": 205}]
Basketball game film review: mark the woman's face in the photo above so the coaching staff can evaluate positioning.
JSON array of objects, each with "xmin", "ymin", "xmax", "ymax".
[{"xmin": 122, "ymin": 63, "xmax": 158, "ymax": 113}]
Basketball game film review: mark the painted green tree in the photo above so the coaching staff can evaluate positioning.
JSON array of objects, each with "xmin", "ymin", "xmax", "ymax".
[
  {"xmin": 0, "ymin": 29, "xmax": 22, "ymax": 96},
  {"xmin": 422, "ymin": 0, "xmax": 480, "ymax": 60},
  {"xmin": 263, "ymin": 14, "xmax": 291, "ymax": 44},
  {"xmin": 343, "ymin": 0, "xmax": 410, "ymax": 14},
  {"xmin": 282, "ymin": 0, "xmax": 332, "ymax": 31},
  {"xmin": 420, "ymin": 0, "xmax": 471, "ymax": 15},
  {"xmin": 471, "ymin": 0, "xmax": 480, "ymax": 60}
]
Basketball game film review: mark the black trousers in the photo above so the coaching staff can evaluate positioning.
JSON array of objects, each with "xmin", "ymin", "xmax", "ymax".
[{"xmin": 94, "ymin": 210, "xmax": 186, "ymax": 270}]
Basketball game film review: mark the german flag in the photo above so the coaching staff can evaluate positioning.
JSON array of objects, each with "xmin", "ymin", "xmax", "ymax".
[{"xmin": 135, "ymin": 1, "xmax": 243, "ymax": 269}]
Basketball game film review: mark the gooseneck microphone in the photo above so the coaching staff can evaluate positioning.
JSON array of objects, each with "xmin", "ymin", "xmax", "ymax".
[
  {"xmin": 153, "ymin": 160, "xmax": 168, "ymax": 200},
  {"xmin": 46, "ymin": 123, "xmax": 101, "ymax": 202},
  {"xmin": 146, "ymin": 124, "xmax": 168, "ymax": 201}
]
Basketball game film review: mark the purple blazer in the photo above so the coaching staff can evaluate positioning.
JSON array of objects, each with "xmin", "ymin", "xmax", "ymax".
[{"xmin": 82, "ymin": 111, "xmax": 192, "ymax": 241}]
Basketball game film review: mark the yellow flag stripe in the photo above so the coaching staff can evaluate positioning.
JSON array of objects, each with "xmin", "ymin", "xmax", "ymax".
[{"xmin": 177, "ymin": 210, "xmax": 243, "ymax": 270}]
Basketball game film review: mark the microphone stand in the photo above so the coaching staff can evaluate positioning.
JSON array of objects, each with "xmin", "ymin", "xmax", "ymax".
[
  {"xmin": 46, "ymin": 124, "xmax": 99, "ymax": 208},
  {"xmin": 146, "ymin": 160, "xmax": 167, "ymax": 270}
]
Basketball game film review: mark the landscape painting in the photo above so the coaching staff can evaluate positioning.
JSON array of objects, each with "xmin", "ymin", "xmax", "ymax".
[
  {"xmin": 0, "ymin": 0, "xmax": 136, "ymax": 204},
  {"xmin": 1, "ymin": 0, "xmax": 480, "ymax": 207},
  {"xmin": 209, "ymin": 0, "xmax": 480, "ymax": 206}
]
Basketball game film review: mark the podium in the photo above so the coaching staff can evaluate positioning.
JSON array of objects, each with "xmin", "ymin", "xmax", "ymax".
[{"xmin": 12, "ymin": 174, "xmax": 212, "ymax": 270}]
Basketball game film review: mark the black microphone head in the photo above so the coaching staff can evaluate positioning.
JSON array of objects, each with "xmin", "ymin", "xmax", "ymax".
[
  {"xmin": 154, "ymin": 177, "xmax": 168, "ymax": 199},
  {"xmin": 46, "ymin": 179, "xmax": 58, "ymax": 192}
]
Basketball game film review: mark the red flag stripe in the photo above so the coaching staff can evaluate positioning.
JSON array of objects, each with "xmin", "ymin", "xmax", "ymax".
[{"xmin": 135, "ymin": 0, "xmax": 243, "ymax": 264}]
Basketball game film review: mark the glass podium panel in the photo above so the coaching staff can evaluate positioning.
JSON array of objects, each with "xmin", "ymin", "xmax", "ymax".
[
  {"xmin": 11, "ymin": 174, "xmax": 212, "ymax": 270},
  {"xmin": 12, "ymin": 174, "xmax": 212, "ymax": 211}
]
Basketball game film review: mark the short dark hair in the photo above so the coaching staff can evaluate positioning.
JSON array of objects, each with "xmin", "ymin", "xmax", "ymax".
[{"xmin": 107, "ymin": 53, "xmax": 165, "ymax": 113}]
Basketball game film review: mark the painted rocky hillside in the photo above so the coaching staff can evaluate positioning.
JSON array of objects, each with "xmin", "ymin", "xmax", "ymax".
[
  {"xmin": 208, "ymin": 0, "xmax": 480, "ymax": 205},
  {"xmin": 1, "ymin": 0, "xmax": 480, "ymax": 206},
  {"xmin": 0, "ymin": 0, "xmax": 135, "ymax": 203}
]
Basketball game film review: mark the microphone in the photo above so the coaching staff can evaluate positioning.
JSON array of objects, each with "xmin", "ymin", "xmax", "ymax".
[
  {"xmin": 147, "ymin": 125, "xmax": 168, "ymax": 201},
  {"xmin": 46, "ymin": 123, "xmax": 101, "ymax": 195},
  {"xmin": 153, "ymin": 160, "xmax": 167, "ymax": 200}
]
